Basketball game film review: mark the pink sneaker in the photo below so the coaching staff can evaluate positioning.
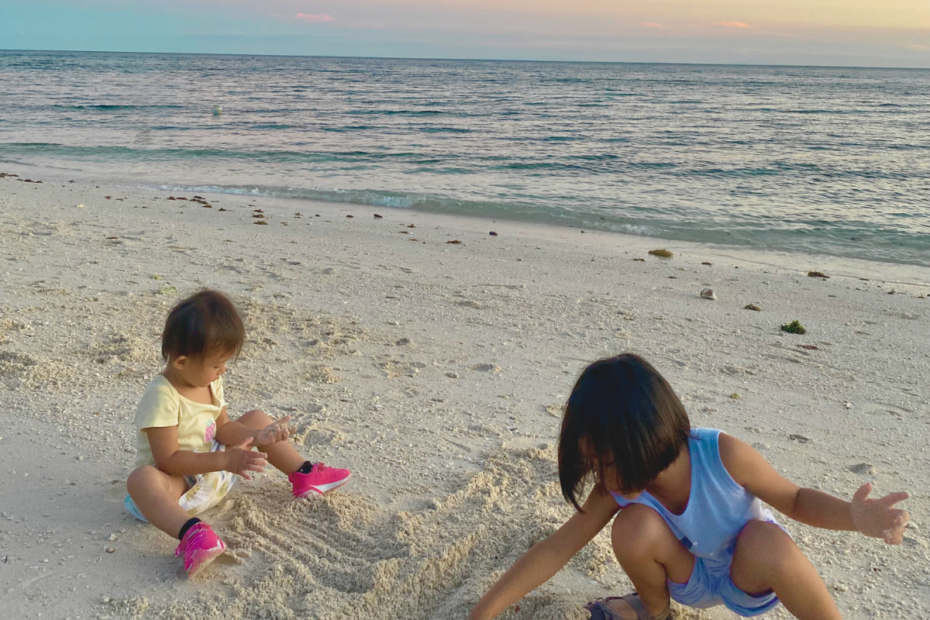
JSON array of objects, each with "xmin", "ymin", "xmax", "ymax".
[
  {"xmin": 174, "ymin": 522, "xmax": 226, "ymax": 577},
  {"xmin": 288, "ymin": 463, "xmax": 352, "ymax": 498}
]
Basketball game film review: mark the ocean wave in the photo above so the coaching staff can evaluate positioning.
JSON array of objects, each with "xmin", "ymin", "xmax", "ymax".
[
  {"xmin": 0, "ymin": 143, "xmax": 432, "ymax": 164},
  {"xmin": 50, "ymin": 104, "xmax": 186, "ymax": 111}
]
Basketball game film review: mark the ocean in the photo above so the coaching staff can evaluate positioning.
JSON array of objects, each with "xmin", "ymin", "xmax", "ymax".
[{"xmin": 1, "ymin": 50, "xmax": 928, "ymax": 267}]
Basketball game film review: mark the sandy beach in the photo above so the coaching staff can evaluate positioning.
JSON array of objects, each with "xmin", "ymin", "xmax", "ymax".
[{"xmin": 0, "ymin": 172, "xmax": 928, "ymax": 619}]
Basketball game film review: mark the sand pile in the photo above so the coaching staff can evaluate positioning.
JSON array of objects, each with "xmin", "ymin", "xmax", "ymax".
[{"xmin": 114, "ymin": 446, "xmax": 710, "ymax": 620}]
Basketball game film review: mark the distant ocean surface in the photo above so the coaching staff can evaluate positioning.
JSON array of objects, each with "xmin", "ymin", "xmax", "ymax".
[{"xmin": 1, "ymin": 51, "xmax": 929, "ymax": 267}]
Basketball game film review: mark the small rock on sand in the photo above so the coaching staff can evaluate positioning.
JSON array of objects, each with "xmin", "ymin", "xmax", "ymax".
[
  {"xmin": 700, "ymin": 288, "xmax": 717, "ymax": 300},
  {"xmin": 849, "ymin": 463, "xmax": 875, "ymax": 475}
]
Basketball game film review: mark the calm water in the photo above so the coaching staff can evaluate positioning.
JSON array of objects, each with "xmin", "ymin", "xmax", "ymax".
[{"xmin": 1, "ymin": 51, "xmax": 929, "ymax": 266}]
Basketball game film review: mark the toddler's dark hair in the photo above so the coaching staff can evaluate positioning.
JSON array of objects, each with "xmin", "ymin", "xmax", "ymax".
[
  {"xmin": 161, "ymin": 290, "xmax": 245, "ymax": 362},
  {"xmin": 558, "ymin": 353, "xmax": 690, "ymax": 510}
]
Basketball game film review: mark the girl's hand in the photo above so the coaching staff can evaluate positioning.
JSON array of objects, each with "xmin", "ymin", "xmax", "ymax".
[
  {"xmin": 255, "ymin": 416, "xmax": 294, "ymax": 447},
  {"xmin": 224, "ymin": 437, "xmax": 267, "ymax": 480},
  {"xmin": 851, "ymin": 483, "xmax": 910, "ymax": 544}
]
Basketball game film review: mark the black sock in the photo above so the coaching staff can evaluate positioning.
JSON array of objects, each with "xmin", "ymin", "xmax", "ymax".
[
  {"xmin": 178, "ymin": 517, "xmax": 201, "ymax": 541},
  {"xmin": 296, "ymin": 461, "xmax": 314, "ymax": 474}
]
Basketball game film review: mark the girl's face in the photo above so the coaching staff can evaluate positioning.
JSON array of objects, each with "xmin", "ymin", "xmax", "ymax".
[
  {"xmin": 582, "ymin": 442, "xmax": 643, "ymax": 499},
  {"xmin": 173, "ymin": 350, "xmax": 232, "ymax": 387},
  {"xmin": 598, "ymin": 466, "xmax": 643, "ymax": 499}
]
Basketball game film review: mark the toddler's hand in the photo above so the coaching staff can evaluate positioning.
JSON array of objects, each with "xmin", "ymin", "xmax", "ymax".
[
  {"xmin": 851, "ymin": 483, "xmax": 910, "ymax": 544},
  {"xmin": 255, "ymin": 416, "xmax": 294, "ymax": 447},
  {"xmin": 225, "ymin": 437, "xmax": 267, "ymax": 480}
]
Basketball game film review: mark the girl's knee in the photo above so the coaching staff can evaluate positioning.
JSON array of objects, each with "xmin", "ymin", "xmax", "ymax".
[
  {"xmin": 735, "ymin": 521, "xmax": 798, "ymax": 570},
  {"xmin": 612, "ymin": 504, "xmax": 674, "ymax": 560},
  {"xmin": 238, "ymin": 409, "xmax": 270, "ymax": 427}
]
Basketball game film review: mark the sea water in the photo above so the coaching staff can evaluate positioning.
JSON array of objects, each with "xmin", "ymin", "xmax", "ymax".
[{"xmin": 1, "ymin": 51, "xmax": 928, "ymax": 267}]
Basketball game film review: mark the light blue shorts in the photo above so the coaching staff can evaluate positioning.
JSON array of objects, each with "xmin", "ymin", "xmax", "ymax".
[{"xmin": 667, "ymin": 554, "xmax": 779, "ymax": 617}]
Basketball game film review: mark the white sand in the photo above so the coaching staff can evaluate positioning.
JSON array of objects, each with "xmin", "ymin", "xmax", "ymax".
[{"xmin": 0, "ymin": 173, "xmax": 928, "ymax": 619}]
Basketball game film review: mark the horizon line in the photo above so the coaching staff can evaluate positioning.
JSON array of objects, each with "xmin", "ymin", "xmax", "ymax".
[{"xmin": 1, "ymin": 48, "xmax": 928, "ymax": 72}]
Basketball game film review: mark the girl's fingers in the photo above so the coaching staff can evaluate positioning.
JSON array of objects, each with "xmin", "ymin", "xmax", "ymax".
[
  {"xmin": 852, "ymin": 483, "xmax": 873, "ymax": 503},
  {"xmin": 879, "ymin": 491, "xmax": 910, "ymax": 507}
]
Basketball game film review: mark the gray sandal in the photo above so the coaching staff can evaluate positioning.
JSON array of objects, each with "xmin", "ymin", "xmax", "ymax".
[{"xmin": 586, "ymin": 594, "xmax": 672, "ymax": 620}]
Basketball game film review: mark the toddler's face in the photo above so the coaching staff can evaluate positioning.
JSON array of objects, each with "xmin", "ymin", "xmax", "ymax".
[{"xmin": 181, "ymin": 351, "xmax": 232, "ymax": 387}]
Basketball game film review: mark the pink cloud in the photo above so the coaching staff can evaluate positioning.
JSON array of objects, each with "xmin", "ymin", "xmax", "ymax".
[
  {"xmin": 640, "ymin": 23, "xmax": 664, "ymax": 29},
  {"xmin": 718, "ymin": 21, "xmax": 751, "ymax": 29},
  {"xmin": 295, "ymin": 13, "xmax": 333, "ymax": 23}
]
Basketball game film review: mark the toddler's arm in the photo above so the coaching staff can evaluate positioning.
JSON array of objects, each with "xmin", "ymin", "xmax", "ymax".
[
  {"xmin": 719, "ymin": 433, "xmax": 909, "ymax": 543},
  {"xmin": 469, "ymin": 488, "xmax": 620, "ymax": 620},
  {"xmin": 146, "ymin": 424, "xmax": 267, "ymax": 479}
]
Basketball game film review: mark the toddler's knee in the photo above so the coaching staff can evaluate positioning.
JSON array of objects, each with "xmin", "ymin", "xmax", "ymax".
[
  {"xmin": 127, "ymin": 465, "xmax": 158, "ymax": 494},
  {"xmin": 238, "ymin": 409, "xmax": 270, "ymax": 426},
  {"xmin": 612, "ymin": 504, "xmax": 671, "ymax": 561}
]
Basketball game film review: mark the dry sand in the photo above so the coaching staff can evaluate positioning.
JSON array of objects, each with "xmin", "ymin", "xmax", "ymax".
[{"xmin": 0, "ymin": 172, "xmax": 928, "ymax": 619}]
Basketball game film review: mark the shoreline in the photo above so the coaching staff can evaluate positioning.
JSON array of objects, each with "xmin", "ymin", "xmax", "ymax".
[
  {"xmin": 1, "ymin": 174, "xmax": 927, "ymax": 619},
  {"xmin": 5, "ymin": 164, "xmax": 930, "ymax": 295}
]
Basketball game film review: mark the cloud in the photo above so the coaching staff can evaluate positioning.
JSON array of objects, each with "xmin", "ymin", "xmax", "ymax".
[
  {"xmin": 295, "ymin": 13, "xmax": 333, "ymax": 23},
  {"xmin": 718, "ymin": 21, "xmax": 751, "ymax": 29},
  {"xmin": 640, "ymin": 23, "xmax": 664, "ymax": 29}
]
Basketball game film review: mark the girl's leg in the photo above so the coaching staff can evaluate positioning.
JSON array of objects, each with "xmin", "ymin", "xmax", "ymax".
[
  {"xmin": 730, "ymin": 520, "xmax": 842, "ymax": 620},
  {"xmin": 608, "ymin": 504, "xmax": 696, "ymax": 619},
  {"xmin": 237, "ymin": 409, "xmax": 305, "ymax": 474},
  {"xmin": 126, "ymin": 465, "xmax": 191, "ymax": 538}
]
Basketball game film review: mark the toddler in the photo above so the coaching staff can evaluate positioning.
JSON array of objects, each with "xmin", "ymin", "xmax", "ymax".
[{"xmin": 126, "ymin": 289, "xmax": 352, "ymax": 576}]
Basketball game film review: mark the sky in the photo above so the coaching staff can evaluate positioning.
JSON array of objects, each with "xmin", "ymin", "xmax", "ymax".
[{"xmin": 1, "ymin": 0, "xmax": 928, "ymax": 68}]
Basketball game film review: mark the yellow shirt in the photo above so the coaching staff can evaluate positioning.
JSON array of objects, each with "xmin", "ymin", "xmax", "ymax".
[{"xmin": 134, "ymin": 375, "xmax": 226, "ymax": 468}]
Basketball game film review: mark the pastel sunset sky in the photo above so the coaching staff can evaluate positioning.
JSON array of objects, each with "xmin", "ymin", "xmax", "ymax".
[{"xmin": 1, "ymin": 0, "xmax": 928, "ymax": 67}]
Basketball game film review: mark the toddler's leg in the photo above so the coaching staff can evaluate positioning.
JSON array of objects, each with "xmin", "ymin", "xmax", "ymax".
[
  {"xmin": 237, "ymin": 409, "xmax": 305, "ymax": 474},
  {"xmin": 126, "ymin": 465, "xmax": 191, "ymax": 538},
  {"xmin": 609, "ymin": 504, "xmax": 696, "ymax": 619},
  {"xmin": 730, "ymin": 521, "xmax": 841, "ymax": 620}
]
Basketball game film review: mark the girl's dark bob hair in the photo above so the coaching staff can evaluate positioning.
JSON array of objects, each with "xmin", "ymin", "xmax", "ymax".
[
  {"xmin": 558, "ymin": 353, "xmax": 690, "ymax": 510},
  {"xmin": 161, "ymin": 290, "xmax": 245, "ymax": 362}
]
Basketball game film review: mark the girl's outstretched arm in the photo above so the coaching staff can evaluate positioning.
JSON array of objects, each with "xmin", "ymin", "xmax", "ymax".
[
  {"xmin": 719, "ymin": 433, "xmax": 910, "ymax": 543},
  {"xmin": 469, "ymin": 487, "xmax": 620, "ymax": 620}
]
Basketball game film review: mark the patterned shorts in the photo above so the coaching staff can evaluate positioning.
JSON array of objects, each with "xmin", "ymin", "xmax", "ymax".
[{"xmin": 125, "ymin": 441, "xmax": 238, "ymax": 522}]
